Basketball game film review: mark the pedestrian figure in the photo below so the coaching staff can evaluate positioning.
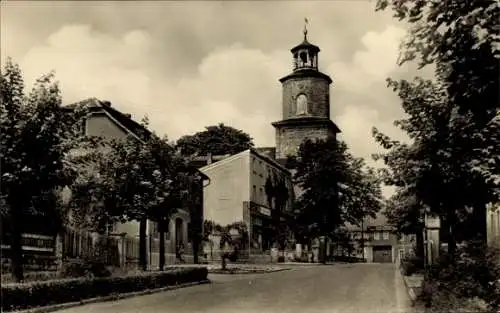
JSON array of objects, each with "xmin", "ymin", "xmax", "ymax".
[{"xmin": 176, "ymin": 243, "xmax": 185, "ymax": 263}]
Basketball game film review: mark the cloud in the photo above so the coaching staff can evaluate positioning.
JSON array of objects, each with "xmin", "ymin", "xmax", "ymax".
[{"xmin": 16, "ymin": 19, "xmax": 410, "ymax": 175}]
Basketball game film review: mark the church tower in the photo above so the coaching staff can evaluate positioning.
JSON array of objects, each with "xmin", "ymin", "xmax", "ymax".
[{"xmin": 272, "ymin": 22, "xmax": 341, "ymax": 163}]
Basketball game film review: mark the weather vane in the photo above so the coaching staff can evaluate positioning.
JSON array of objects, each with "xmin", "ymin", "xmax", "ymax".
[{"xmin": 303, "ymin": 17, "xmax": 309, "ymax": 40}]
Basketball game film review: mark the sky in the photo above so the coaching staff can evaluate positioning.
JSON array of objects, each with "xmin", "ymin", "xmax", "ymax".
[{"xmin": 1, "ymin": 1, "xmax": 433, "ymax": 182}]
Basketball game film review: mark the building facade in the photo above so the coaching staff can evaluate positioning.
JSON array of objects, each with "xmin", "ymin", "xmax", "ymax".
[
  {"xmin": 199, "ymin": 149, "xmax": 294, "ymax": 252},
  {"xmin": 345, "ymin": 216, "xmax": 407, "ymax": 264}
]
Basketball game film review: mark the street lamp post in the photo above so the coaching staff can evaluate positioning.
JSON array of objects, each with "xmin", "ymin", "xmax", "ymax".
[{"xmin": 361, "ymin": 218, "xmax": 365, "ymax": 261}]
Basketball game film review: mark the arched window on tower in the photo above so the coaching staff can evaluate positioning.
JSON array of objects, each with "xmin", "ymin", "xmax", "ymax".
[{"xmin": 296, "ymin": 94, "xmax": 308, "ymax": 115}]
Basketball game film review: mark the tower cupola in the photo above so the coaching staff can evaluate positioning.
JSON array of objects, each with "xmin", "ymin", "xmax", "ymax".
[{"xmin": 291, "ymin": 19, "xmax": 320, "ymax": 71}]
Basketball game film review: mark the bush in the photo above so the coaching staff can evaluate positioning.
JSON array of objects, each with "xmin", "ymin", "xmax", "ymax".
[
  {"xmin": 1, "ymin": 267, "xmax": 208, "ymax": 312},
  {"xmin": 293, "ymin": 255, "xmax": 309, "ymax": 263},
  {"xmin": 400, "ymin": 255, "xmax": 424, "ymax": 276},
  {"xmin": 419, "ymin": 241, "xmax": 500, "ymax": 311},
  {"xmin": 277, "ymin": 256, "xmax": 285, "ymax": 263},
  {"xmin": 1, "ymin": 271, "xmax": 58, "ymax": 284},
  {"xmin": 62, "ymin": 259, "xmax": 112, "ymax": 278}
]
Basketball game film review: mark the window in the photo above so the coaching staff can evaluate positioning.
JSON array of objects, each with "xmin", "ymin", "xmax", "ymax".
[
  {"xmin": 373, "ymin": 232, "xmax": 380, "ymax": 240},
  {"xmin": 296, "ymin": 94, "xmax": 308, "ymax": 115},
  {"xmin": 383, "ymin": 231, "xmax": 390, "ymax": 240},
  {"xmin": 259, "ymin": 187, "xmax": 264, "ymax": 203},
  {"xmin": 252, "ymin": 185, "xmax": 257, "ymax": 201}
]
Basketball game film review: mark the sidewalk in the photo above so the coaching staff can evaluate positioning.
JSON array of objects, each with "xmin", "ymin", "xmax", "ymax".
[{"xmin": 402, "ymin": 273, "xmax": 424, "ymax": 303}]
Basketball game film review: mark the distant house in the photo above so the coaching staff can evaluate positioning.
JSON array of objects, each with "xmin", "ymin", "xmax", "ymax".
[
  {"xmin": 345, "ymin": 215, "xmax": 406, "ymax": 264},
  {"xmin": 198, "ymin": 148, "xmax": 295, "ymax": 253},
  {"xmin": 66, "ymin": 98, "xmax": 209, "ymax": 266}
]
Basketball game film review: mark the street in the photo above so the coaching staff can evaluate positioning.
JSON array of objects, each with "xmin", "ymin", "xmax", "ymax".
[{"xmin": 58, "ymin": 263, "xmax": 417, "ymax": 313}]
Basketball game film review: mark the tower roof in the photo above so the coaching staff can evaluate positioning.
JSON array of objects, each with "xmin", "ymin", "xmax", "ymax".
[
  {"xmin": 291, "ymin": 18, "xmax": 320, "ymax": 53},
  {"xmin": 291, "ymin": 39, "xmax": 320, "ymax": 54}
]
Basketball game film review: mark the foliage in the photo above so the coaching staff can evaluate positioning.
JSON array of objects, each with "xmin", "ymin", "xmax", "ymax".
[
  {"xmin": 331, "ymin": 228, "xmax": 355, "ymax": 257},
  {"xmin": 1, "ymin": 267, "xmax": 208, "ymax": 312},
  {"xmin": 69, "ymin": 131, "xmax": 184, "ymax": 230},
  {"xmin": 68, "ymin": 114, "xmax": 203, "ymax": 269},
  {"xmin": 419, "ymin": 241, "xmax": 500, "ymax": 311},
  {"xmin": 264, "ymin": 172, "xmax": 291, "ymax": 249},
  {"xmin": 376, "ymin": 0, "xmax": 499, "ymax": 123},
  {"xmin": 374, "ymin": 0, "xmax": 500, "ymax": 251},
  {"xmin": 400, "ymin": 255, "xmax": 424, "ymax": 276},
  {"xmin": 61, "ymin": 259, "xmax": 112, "ymax": 279},
  {"xmin": 203, "ymin": 220, "xmax": 249, "ymax": 269},
  {"xmin": 217, "ymin": 221, "xmax": 249, "ymax": 251},
  {"xmin": 288, "ymin": 137, "xmax": 383, "ymax": 242},
  {"xmin": 175, "ymin": 123, "xmax": 254, "ymax": 156},
  {"xmin": 0, "ymin": 58, "xmax": 93, "ymax": 282}
]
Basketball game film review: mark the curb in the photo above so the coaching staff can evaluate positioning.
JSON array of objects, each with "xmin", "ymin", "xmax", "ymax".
[
  {"xmin": 208, "ymin": 268, "xmax": 291, "ymax": 274},
  {"xmin": 401, "ymin": 274, "xmax": 418, "ymax": 305},
  {"xmin": 9, "ymin": 279, "xmax": 211, "ymax": 313}
]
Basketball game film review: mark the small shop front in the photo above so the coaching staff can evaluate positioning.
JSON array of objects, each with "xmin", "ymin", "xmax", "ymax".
[{"xmin": 247, "ymin": 203, "xmax": 275, "ymax": 252}]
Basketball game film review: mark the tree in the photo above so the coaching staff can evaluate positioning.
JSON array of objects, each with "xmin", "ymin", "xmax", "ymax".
[
  {"xmin": 204, "ymin": 220, "xmax": 249, "ymax": 270},
  {"xmin": 372, "ymin": 77, "xmax": 498, "ymax": 255},
  {"xmin": 175, "ymin": 123, "xmax": 254, "ymax": 156},
  {"xmin": 288, "ymin": 137, "xmax": 382, "ymax": 263},
  {"xmin": 69, "ymin": 126, "xmax": 190, "ymax": 271},
  {"xmin": 376, "ymin": 0, "xmax": 499, "ymax": 124},
  {"xmin": 175, "ymin": 161, "xmax": 206, "ymax": 265},
  {"xmin": 264, "ymin": 172, "xmax": 291, "ymax": 250},
  {"xmin": 331, "ymin": 228, "xmax": 355, "ymax": 257},
  {"xmin": 375, "ymin": 0, "xmax": 500, "ymax": 252},
  {"xmin": 0, "ymin": 59, "xmax": 89, "ymax": 282},
  {"xmin": 202, "ymin": 220, "xmax": 217, "ymax": 260},
  {"xmin": 385, "ymin": 189, "xmax": 425, "ymax": 260}
]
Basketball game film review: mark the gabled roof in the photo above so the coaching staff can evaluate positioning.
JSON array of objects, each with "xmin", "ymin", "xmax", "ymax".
[
  {"xmin": 199, "ymin": 148, "xmax": 291, "ymax": 175},
  {"xmin": 345, "ymin": 212, "xmax": 393, "ymax": 232},
  {"xmin": 65, "ymin": 98, "xmax": 151, "ymax": 142},
  {"xmin": 249, "ymin": 148, "xmax": 291, "ymax": 175},
  {"xmin": 65, "ymin": 98, "xmax": 208, "ymax": 181}
]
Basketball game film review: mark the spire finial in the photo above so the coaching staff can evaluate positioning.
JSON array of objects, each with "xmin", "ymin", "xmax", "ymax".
[{"xmin": 303, "ymin": 17, "xmax": 309, "ymax": 41}]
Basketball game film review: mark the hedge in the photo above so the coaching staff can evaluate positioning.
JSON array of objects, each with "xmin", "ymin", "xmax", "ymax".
[{"xmin": 1, "ymin": 267, "xmax": 208, "ymax": 312}]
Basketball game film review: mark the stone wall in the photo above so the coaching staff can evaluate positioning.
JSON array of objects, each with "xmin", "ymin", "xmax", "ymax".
[
  {"xmin": 275, "ymin": 124, "xmax": 334, "ymax": 160},
  {"xmin": 281, "ymin": 77, "xmax": 330, "ymax": 119}
]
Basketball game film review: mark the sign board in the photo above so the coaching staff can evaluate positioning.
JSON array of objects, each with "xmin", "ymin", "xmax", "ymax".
[
  {"xmin": 425, "ymin": 214, "xmax": 441, "ymax": 229},
  {"xmin": 260, "ymin": 207, "xmax": 271, "ymax": 216}
]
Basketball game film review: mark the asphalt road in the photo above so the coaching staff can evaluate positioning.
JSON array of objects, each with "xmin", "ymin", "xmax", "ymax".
[{"xmin": 59, "ymin": 263, "xmax": 418, "ymax": 313}]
